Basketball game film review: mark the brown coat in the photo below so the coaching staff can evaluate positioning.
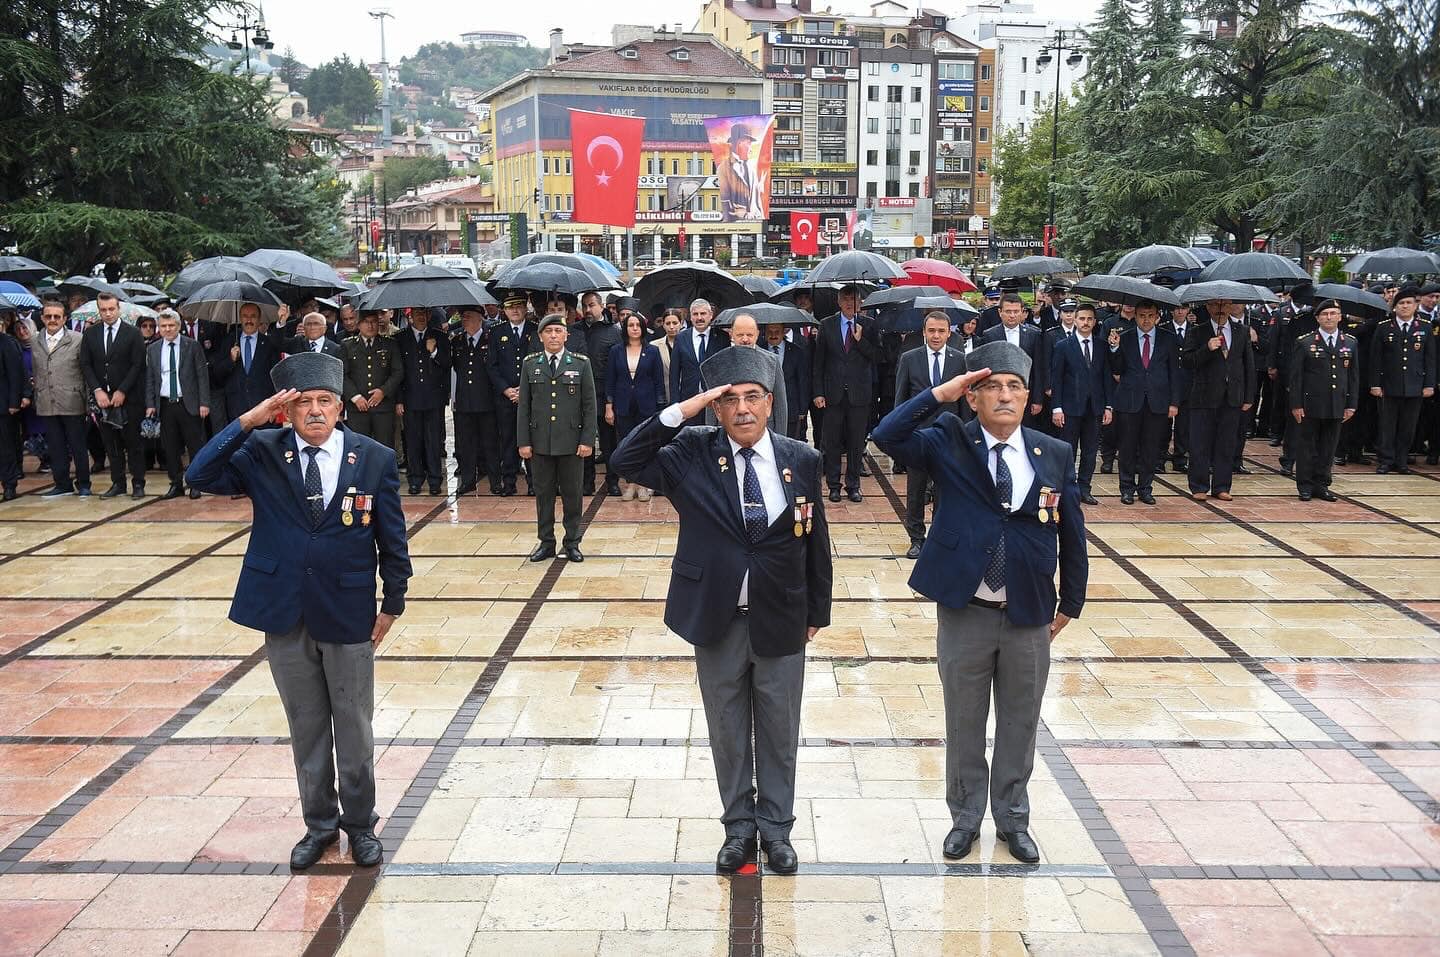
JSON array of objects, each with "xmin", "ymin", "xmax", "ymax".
[{"xmin": 30, "ymin": 328, "xmax": 88, "ymax": 417}]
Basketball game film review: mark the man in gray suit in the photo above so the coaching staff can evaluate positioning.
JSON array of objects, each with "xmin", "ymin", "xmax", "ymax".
[
  {"xmin": 34, "ymin": 298, "xmax": 92, "ymax": 497},
  {"xmin": 893, "ymin": 312, "xmax": 968, "ymax": 558},
  {"xmin": 145, "ymin": 310, "xmax": 210, "ymax": 499}
]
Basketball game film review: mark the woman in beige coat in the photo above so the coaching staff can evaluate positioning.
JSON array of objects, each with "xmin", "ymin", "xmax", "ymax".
[{"xmin": 31, "ymin": 299, "xmax": 92, "ymax": 495}]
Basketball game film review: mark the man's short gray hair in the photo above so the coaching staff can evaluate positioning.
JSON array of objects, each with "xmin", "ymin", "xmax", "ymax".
[
  {"xmin": 302, "ymin": 311, "xmax": 326, "ymax": 327},
  {"xmin": 690, "ymin": 298, "xmax": 712, "ymax": 312}
]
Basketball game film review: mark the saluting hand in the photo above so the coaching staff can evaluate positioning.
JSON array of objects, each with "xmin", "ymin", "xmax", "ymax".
[
  {"xmin": 679, "ymin": 382, "xmax": 731, "ymax": 421},
  {"xmin": 931, "ymin": 367, "xmax": 992, "ymax": 405},
  {"xmin": 239, "ymin": 389, "xmax": 299, "ymax": 430}
]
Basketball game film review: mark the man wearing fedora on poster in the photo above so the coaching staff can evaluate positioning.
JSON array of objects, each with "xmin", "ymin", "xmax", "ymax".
[
  {"xmin": 718, "ymin": 122, "xmax": 759, "ymax": 222},
  {"xmin": 186, "ymin": 351, "xmax": 412, "ymax": 871}
]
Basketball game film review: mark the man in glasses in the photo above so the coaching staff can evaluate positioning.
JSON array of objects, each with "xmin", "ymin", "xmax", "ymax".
[
  {"xmin": 610, "ymin": 346, "xmax": 832, "ymax": 877},
  {"xmin": 873, "ymin": 340, "xmax": 1088, "ymax": 866}
]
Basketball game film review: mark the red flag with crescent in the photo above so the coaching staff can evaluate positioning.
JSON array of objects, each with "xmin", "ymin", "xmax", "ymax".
[
  {"xmin": 571, "ymin": 109, "xmax": 644, "ymax": 228},
  {"xmin": 790, "ymin": 212, "xmax": 819, "ymax": 256}
]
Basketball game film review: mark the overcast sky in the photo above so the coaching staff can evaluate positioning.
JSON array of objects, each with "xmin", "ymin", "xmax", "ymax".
[{"xmin": 252, "ymin": 0, "xmax": 1107, "ymax": 67}]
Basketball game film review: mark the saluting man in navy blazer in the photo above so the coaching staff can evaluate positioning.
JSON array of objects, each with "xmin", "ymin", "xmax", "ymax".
[
  {"xmin": 186, "ymin": 351, "xmax": 412, "ymax": 872},
  {"xmin": 873, "ymin": 340, "xmax": 1088, "ymax": 865},
  {"xmin": 611, "ymin": 346, "xmax": 832, "ymax": 877}
]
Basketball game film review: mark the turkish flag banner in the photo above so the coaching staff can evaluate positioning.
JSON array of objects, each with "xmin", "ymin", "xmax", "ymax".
[
  {"xmin": 571, "ymin": 109, "xmax": 644, "ymax": 228},
  {"xmin": 790, "ymin": 212, "xmax": 819, "ymax": 256}
]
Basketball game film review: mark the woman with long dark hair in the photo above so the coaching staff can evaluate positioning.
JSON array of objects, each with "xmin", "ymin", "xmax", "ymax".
[{"xmin": 605, "ymin": 313, "xmax": 667, "ymax": 501}]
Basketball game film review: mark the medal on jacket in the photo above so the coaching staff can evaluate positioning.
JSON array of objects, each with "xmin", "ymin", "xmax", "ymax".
[
  {"xmin": 1038, "ymin": 486, "xmax": 1058, "ymax": 523},
  {"xmin": 793, "ymin": 494, "xmax": 806, "ymax": 537},
  {"xmin": 357, "ymin": 493, "xmax": 371, "ymax": 526}
]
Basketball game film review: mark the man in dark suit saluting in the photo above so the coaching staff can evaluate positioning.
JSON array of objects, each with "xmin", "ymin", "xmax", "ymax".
[
  {"xmin": 186, "ymin": 352, "xmax": 412, "ymax": 871},
  {"xmin": 611, "ymin": 346, "xmax": 832, "ymax": 877},
  {"xmin": 873, "ymin": 340, "xmax": 1088, "ymax": 865},
  {"xmin": 893, "ymin": 311, "xmax": 967, "ymax": 558}
]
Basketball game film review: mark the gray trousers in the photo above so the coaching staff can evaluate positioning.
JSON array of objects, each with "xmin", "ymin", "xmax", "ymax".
[
  {"xmin": 937, "ymin": 602, "xmax": 1050, "ymax": 832},
  {"xmin": 265, "ymin": 624, "xmax": 378, "ymax": 838},
  {"xmin": 694, "ymin": 612, "xmax": 805, "ymax": 841}
]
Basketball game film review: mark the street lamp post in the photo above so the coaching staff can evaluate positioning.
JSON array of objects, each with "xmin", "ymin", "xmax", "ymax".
[
  {"xmin": 1034, "ymin": 31, "xmax": 1084, "ymax": 256},
  {"xmin": 224, "ymin": 4, "xmax": 275, "ymax": 74},
  {"xmin": 369, "ymin": 9, "xmax": 394, "ymax": 148}
]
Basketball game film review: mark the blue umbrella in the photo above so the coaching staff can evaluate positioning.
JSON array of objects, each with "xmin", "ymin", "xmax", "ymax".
[
  {"xmin": 576, "ymin": 252, "xmax": 622, "ymax": 277},
  {"xmin": 0, "ymin": 281, "xmax": 42, "ymax": 309}
]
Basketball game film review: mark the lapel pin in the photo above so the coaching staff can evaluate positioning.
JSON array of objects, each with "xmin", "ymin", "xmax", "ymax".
[
  {"xmin": 346, "ymin": 451, "xmax": 357, "ymax": 465},
  {"xmin": 718, "ymin": 456, "xmax": 729, "ymax": 472},
  {"xmin": 782, "ymin": 467, "xmax": 793, "ymax": 483},
  {"xmin": 284, "ymin": 450, "xmax": 294, "ymax": 464},
  {"xmin": 1034, "ymin": 447, "xmax": 1042, "ymax": 455}
]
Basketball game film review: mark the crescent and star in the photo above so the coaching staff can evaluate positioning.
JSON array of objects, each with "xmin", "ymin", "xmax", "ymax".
[{"xmin": 587, "ymin": 136, "xmax": 623, "ymax": 187}]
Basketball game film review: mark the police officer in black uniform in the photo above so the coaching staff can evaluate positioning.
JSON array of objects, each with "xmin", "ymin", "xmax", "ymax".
[
  {"xmin": 487, "ymin": 293, "xmax": 540, "ymax": 496},
  {"xmin": 1287, "ymin": 299, "xmax": 1359, "ymax": 501},
  {"xmin": 1370, "ymin": 285, "xmax": 1437, "ymax": 474},
  {"xmin": 340, "ymin": 310, "xmax": 404, "ymax": 450},
  {"xmin": 451, "ymin": 306, "xmax": 502, "ymax": 496}
]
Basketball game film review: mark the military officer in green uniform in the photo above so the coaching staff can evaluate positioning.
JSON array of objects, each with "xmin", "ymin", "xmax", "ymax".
[
  {"xmin": 341, "ymin": 310, "xmax": 405, "ymax": 450},
  {"xmin": 519, "ymin": 314, "xmax": 596, "ymax": 563},
  {"xmin": 1287, "ymin": 299, "xmax": 1359, "ymax": 502}
]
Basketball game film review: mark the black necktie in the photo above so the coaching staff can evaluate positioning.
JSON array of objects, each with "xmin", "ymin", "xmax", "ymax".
[
  {"xmin": 303, "ymin": 447, "xmax": 324, "ymax": 527},
  {"xmin": 1083, "ymin": 339, "xmax": 1092, "ymax": 365},
  {"xmin": 738, "ymin": 447, "xmax": 768, "ymax": 543},
  {"xmin": 984, "ymin": 444, "xmax": 1011, "ymax": 591},
  {"xmin": 168, "ymin": 342, "xmax": 179, "ymax": 398},
  {"xmin": 699, "ymin": 333, "xmax": 707, "ymax": 359},
  {"xmin": 105, "ymin": 324, "xmax": 114, "ymax": 354},
  {"xmin": 549, "ymin": 354, "xmax": 559, "ymax": 377},
  {"xmin": 931, "ymin": 352, "xmax": 942, "ymax": 388}
]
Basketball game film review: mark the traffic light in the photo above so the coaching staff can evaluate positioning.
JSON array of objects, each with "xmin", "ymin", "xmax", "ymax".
[{"xmin": 533, "ymin": 188, "xmax": 541, "ymax": 208}]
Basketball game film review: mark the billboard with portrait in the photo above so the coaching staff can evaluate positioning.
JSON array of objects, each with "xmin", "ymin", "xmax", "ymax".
[{"xmin": 703, "ymin": 114, "xmax": 775, "ymax": 222}]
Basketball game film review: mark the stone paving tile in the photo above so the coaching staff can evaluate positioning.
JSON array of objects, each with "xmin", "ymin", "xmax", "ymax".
[
  {"xmin": 0, "ymin": 658, "xmax": 236, "ymax": 737},
  {"xmin": 0, "ymin": 599, "xmax": 102, "ymax": 656}
]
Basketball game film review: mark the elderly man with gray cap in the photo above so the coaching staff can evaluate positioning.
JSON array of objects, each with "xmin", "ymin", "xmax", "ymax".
[
  {"xmin": 186, "ymin": 350, "xmax": 412, "ymax": 871},
  {"xmin": 611, "ymin": 345, "xmax": 832, "ymax": 876},
  {"xmin": 873, "ymin": 339, "xmax": 1088, "ymax": 865}
]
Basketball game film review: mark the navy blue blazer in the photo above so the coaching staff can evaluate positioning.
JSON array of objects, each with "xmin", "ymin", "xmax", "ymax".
[
  {"xmin": 212, "ymin": 332, "xmax": 280, "ymax": 413},
  {"xmin": 872, "ymin": 392, "xmax": 1088, "ymax": 626},
  {"xmin": 610, "ymin": 416, "xmax": 832, "ymax": 657},
  {"xmin": 669, "ymin": 327, "xmax": 730, "ymax": 403},
  {"xmin": 605, "ymin": 342, "xmax": 667, "ymax": 417},
  {"xmin": 185, "ymin": 420, "xmax": 412, "ymax": 644},
  {"xmin": 1048, "ymin": 334, "xmax": 1113, "ymax": 418},
  {"xmin": 1108, "ymin": 326, "xmax": 1182, "ymax": 415}
]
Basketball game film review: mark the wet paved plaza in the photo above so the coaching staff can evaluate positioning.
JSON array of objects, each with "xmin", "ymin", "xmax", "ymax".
[{"xmin": 1, "ymin": 440, "xmax": 1438, "ymax": 956}]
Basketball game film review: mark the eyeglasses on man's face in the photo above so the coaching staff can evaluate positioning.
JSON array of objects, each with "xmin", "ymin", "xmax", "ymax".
[
  {"xmin": 973, "ymin": 379, "xmax": 1027, "ymax": 396},
  {"xmin": 715, "ymin": 391, "xmax": 771, "ymax": 409}
]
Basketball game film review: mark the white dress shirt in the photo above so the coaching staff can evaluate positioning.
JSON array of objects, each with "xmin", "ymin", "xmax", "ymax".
[
  {"xmin": 974, "ymin": 425, "xmax": 1036, "ymax": 603},
  {"xmin": 1004, "ymin": 324, "xmax": 1021, "ymax": 347},
  {"xmin": 691, "ymin": 327, "xmax": 711, "ymax": 358},
  {"xmin": 658, "ymin": 403, "xmax": 785, "ymax": 605},
  {"xmin": 158, "ymin": 337, "xmax": 182, "ymax": 398},
  {"xmin": 294, "ymin": 427, "xmax": 344, "ymax": 509}
]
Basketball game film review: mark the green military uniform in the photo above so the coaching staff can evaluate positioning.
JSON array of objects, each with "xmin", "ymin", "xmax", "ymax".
[
  {"xmin": 341, "ymin": 333, "xmax": 404, "ymax": 450},
  {"xmin": 1287, "ymin": 328, "xmax": 1359, "ymax": 499},
  {"xmin": 517, "ymin": 333, "xmax": 597, "ymax": 557}
]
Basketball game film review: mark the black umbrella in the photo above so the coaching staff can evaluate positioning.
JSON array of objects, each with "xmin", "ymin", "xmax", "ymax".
[
  {"xmin": 359, "ymin": 264, "xmax": 497, "ymax": 310},
  {"xmin": 244, "ymin": 248, "xmax": 348, "ymax": 303},
  {"xmin": 1342, "ymin": 247, "xmax": 1440, "ymax": 277},
  {"xmin": 738, "ymin": 275, "xmax": 782, "ymax": 299},
  {"xmin": 713, "ymin": 301, "xmax": 817, "ymax": 328},
  {"xmin": 170, "ymin": 256, "xmax": 276, "ymax": 298},
  {"xmin": 802, "ymin": 250, "xmax": 907, "ymax": 284},
  {"xmin": 1196, "ymin": 252, "xmax": 1310, "ymax": 290},
  {"xmin": 1178, "ymin": 280, "xmax": 1279, "ymax": 305},
  {"xmin": 178, "ymin": 281, "xmax": 283, "ymax": 325},
  {"xmin": 57, "ymin": 276, "xmax": 131, "ymax": 302},
  {"xmin": 1295, "ymin": 283, "xmax": 1392, "ymax": 321},
  {"xmin": 0, "ymin": 256, "xmax": 56, "ymax": 284},
  {"xmin": 862, "ymin": 285, "xmax": 950, "ymax": 308},
  {"xmin": 1109, "ymin": 245, "xmax": 1203, "ymax": 277},
  {"xmin": 1186, "ymin": 247, "xmax": 1230, "ymax": 265},
  {"xmin": 1071, "ymin": 274, "xmax": 1182, "ymax": 307},
  {"xmin": 633, "ymin": 262, "xmax": 752, "ymax": 322},
  {"xmin": 485, "ymin": 262, "xmax": 597, "ymax": 297},
  {"xmin": 879, "ymin": 295, "xmax": 979, "ymax": 334},
  {"xmin": 495, "ymin": 253, "xmax": 622, "ymax": 292},
  {"xmin": 771, "ymin": 282, "xmax": 877, "ymax": 320},
  {"xmin": 990, "ymin": 255, "xmax": 1078, "ymax": 280}
]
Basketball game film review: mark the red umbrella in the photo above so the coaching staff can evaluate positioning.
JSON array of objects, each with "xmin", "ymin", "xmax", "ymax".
[{"xmin": 893, "ymin": 258, "xmax": 978, "ymax": 294}]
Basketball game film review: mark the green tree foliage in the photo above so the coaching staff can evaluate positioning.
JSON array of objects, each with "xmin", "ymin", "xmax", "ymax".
[
  {"xmin": 1317, "ymin": 255, "xmax": 1346, "ymax": 283},
  {"xmin": 1255, "ymin": 0, "xmax": 1439, "ymax": 248},
  {"xmin": 379, "ymin": 155, "xmax": 451, "ymax": 196},
  {"xmin": 398, "ymin": 43, "xmax": 547, "ymax": 98},
  {"xmin": 992, "ymin": 96, "xmax": 1078, "ymax": 236},
  {"xmin": 0, "ymin": 0, "xmax": 347, "ymax": 275},
  {"xmin": 275, "ymin": 45, "xmax": 304, "ymax": 89},
  {"xmin": 303, "ymin": 54, "xmax": 379, "ymax": 128}
]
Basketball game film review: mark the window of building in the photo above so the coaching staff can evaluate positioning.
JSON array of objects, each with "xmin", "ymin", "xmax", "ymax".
[
  {"xmin": 908, "ymin": 150, "xmax": 921, "ymax": 167},
  {"xmin": 774, "ymin": 81, "xmax": 803, "ymax": 98},
  {"xmin": 834, "ymin": 179, "xmax": 849, "ymax": 196},
  {"xmin": 865, "ymin": 149, "xmax": 878, "ymax": 166},
  {"xmin": 818, "ymin": 81, "xmax": 847, "ymax": 99},
  {"xmin": 866, "ymin": 181, "xmax": 878, "ymax": 198},
  {"xmin": 772, "ymin": 178, "xmax": 786, "ymax": 195},
  {"xmin": 819, "ymin": 115, "xmax": 846, "ymax": 132},
  {"xmin": 789, "ymin": 180, "xmax": 802, "ymax": 195},
  {"xmin": 542, "ymin": 156, "xmax": 551, "ymax": 174},
  {"xmin": 911, "ymin": 86, "xmax": 922, "ymax": 102},
  {"xmin": 885, "ymin": 179, "xmax": 900, "ymax": 196},
  {"xmin": 978, "ymin": 126, "xmax": 989, "ymax": 142},
  {"xmin": 910, "ymin": 118, "xmax": 921, "ymax": 134},
  {"xmin": 1017, "ymin": 122, "xmax": 1025, "ymax": 134},
  {"xmin": 1019, "ymin": 90, "xmax": 1026, "ymax": 105},
  {"xmin": 775, "ymin": 148, "xmax": 802, "ymax": 163},
  {"xmin": 819, "ymin": 148, "xmax": 846, "ymax": 163},
  {"xmin": 978, "ymin": 158, "xmax": 989, "ymax": 173},
  {"xmin": 564, "ymin": 158, "xmax": 572, "ymax": 174},
  {"xmin": 980, "ymin": 63, "xmax": 991, "ymax": 80},
  {"xmin": 908, "ymin": 181, "xmax": 920, "ymax": 197},
  {"xmin": 1020, "ymin": 56, "xmax": 1027, "ymax": 72},
  {"xmin": 912, "ymin": 63, "xmax": 923, "ymax": 75},
  {"xmin": 867, "ymin": 84, "xmax": 879, "ymax": 101},
  {"xmin": 818, "ymin": 180, "xmax": 831, "ymax": 195},
  {"xmin": 817, "ymin": 50, "xmax": 849, "ymax": 67},
  {"xmin": 867, "ymin": 118, "xmax": 879, "ymax": 134},
  {"xmin": 957, "ymin": 126, "xmax": 972, "ymax": 142},
  {"xmin": 866, "ymin": 61, "xmax": 878, "ymax": 75},
  {"xmin": 567, "ymin": 194, "xmax": 573, "ymax": 211},
  {"xmin": 939, "ymin": 61, "xmax": 975, "ymax": 80},
  {"xmin": 885, "ymin": 148, "xmax": 900, "ymax": 166},
  {"xmin": 887, "ymin": 85, "xmax": 902, "ymax": 103},
  {"xmin": 979, "ymin": 95, "xmax": 990, "ymax": 112},
  {"xmin": 645, "ymin": 158, "xmax": 654, "ymax": 174},
  {"xmin": 776, "ymin": 115, "xmax": 801, "ymax": 131},
  {"xmin": 977, "ymin": 187, "xmax": 989, "ymax": 204},
  {"xmin": 886, "ymin": 116, "xmax": 901, "ymax": 134}
]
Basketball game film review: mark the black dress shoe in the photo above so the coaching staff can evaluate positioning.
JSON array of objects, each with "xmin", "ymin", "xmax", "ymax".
[
  {"xmin": 892, "ymin": 464, "xmax": 906, "ymax": 474},
  {"xmin": 1, "ymin": 488, "xmax": 15, "ymax": 502},
  {"xmin": 847, "ymin": 489, "xmax": 863, "ymax": 503},
  {"xmin": 188, "ymin": 488, "xmax": 202, "ymax": 499},
  {"xmin": 604, "ymin": 482, "xmax": 622, "ymax": 496},
  {"xmin": 455, "ymin": 482, "xmax": 478, "ymax": 496},
  {"xmin": 1335, "ymin": 455, "xmax": 1348, "ymax": 466},
  {"xmin": 408, "ymin": 486, "xmax": 423, "ymax": 495},
  {"xmin": 1100, "ymin": 460, "xmax": 1114, "ymax": 474},
  {"xmin": 762, "ymin": 838, "xmax": 798, "ymax": 875},
  {"xmin": 1268, "ymin": 436, "xmax": 1284, "ymax": 447},
  {"xmin": 489, "ymin": 485, "xmax": 504, "ymax": 496},
  {"xmin": 1298, "ymin": 490, "xmax": 1312, "ymax": 501},
  {"xmin": 829, "ymin": 488, "xmax": 841, "ymax": 503},
  {"xmin": 564, "ymin": 546, "xmax": 584, "ymax": 562},
  {"xmin": 1173, "ymin": 459, "xmax": 1188, "ymax": 471},
  {"xmin": 1395, "ymin": 465, "xmax": 1410, "ymax": 475},
  {"xmin": 715, "ymin": 836, "xmax": 757, "ymax": 873},
  {"xmin": 348, "ymin": 830, "xmax": 383, "ymax": 867},
  {"xmin": 161, "ymin": 484, "xmax": 184, "ymax": 500},
  {"xmin": 942, "ymin": 827, "xmax": 977, "ymax": 860},
  {"xmin": 131, "ymin": 485, "xmax": 145, "ymax": 500},
  {"xmin": 1376, "ymin": 465, "xmax": 1392, "ymax": 474},
  {"xmin": 100, "ymin": 484, "xmax": 127, "ymax": 498},
  {"xmin": 859, "ymin": 465, "xmax": 872, "ymax": 477},
  {"xmin": 905, "ymin": 542, "xmax": 923, "ymax": 560},
  {"xmin": 997, "ymin": 829, "xmax": 1040, "ymax": 863},
  {"xmin": 1118, "ymin": 492, "xmax": 1133, "ymax": 505},
  {"xmin": 1139, "ymin": 491, "xmax": 1156, "ymax": 505},
  {"xmin": 1233, "ymin": 464, "xmax": 1252, "ymax": 475},
  {"xmin": 428, "ymin": 486, "xmax": 442, "ymax": 496},
  {"xmin": 1316, "ymin": 488, "xmax": 1338, "ymax": 502},
  {"xmin": 1081, "ymin": 492, "xmax": 1099, "ymax": 506},
  {"xmin": 290, "ymin": 831, "xmax": 338, "ymax": 870},
  {"xmin": 529, "ymin": 543, "xmax": 556, "ymax": 562},
  {"xmin": 1154, "ymin": 462, "xmax": 1166, "ymax": 473},
  {"xmin": 1280, "ymin": 466, "xmax": 1294, "ymax": 477}
]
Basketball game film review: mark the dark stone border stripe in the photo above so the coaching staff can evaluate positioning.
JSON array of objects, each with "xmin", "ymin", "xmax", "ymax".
[
  {"xmin": 301, "ymin": 490, "xmax": 611, "ymax": 957},
  {"xmin": 1241, "ymin": 454, "xmax": 1440, "ymax": 539},
  {"xmin": 868, "ymin": 454, "xmax": 1198, "ymax": 956}
]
